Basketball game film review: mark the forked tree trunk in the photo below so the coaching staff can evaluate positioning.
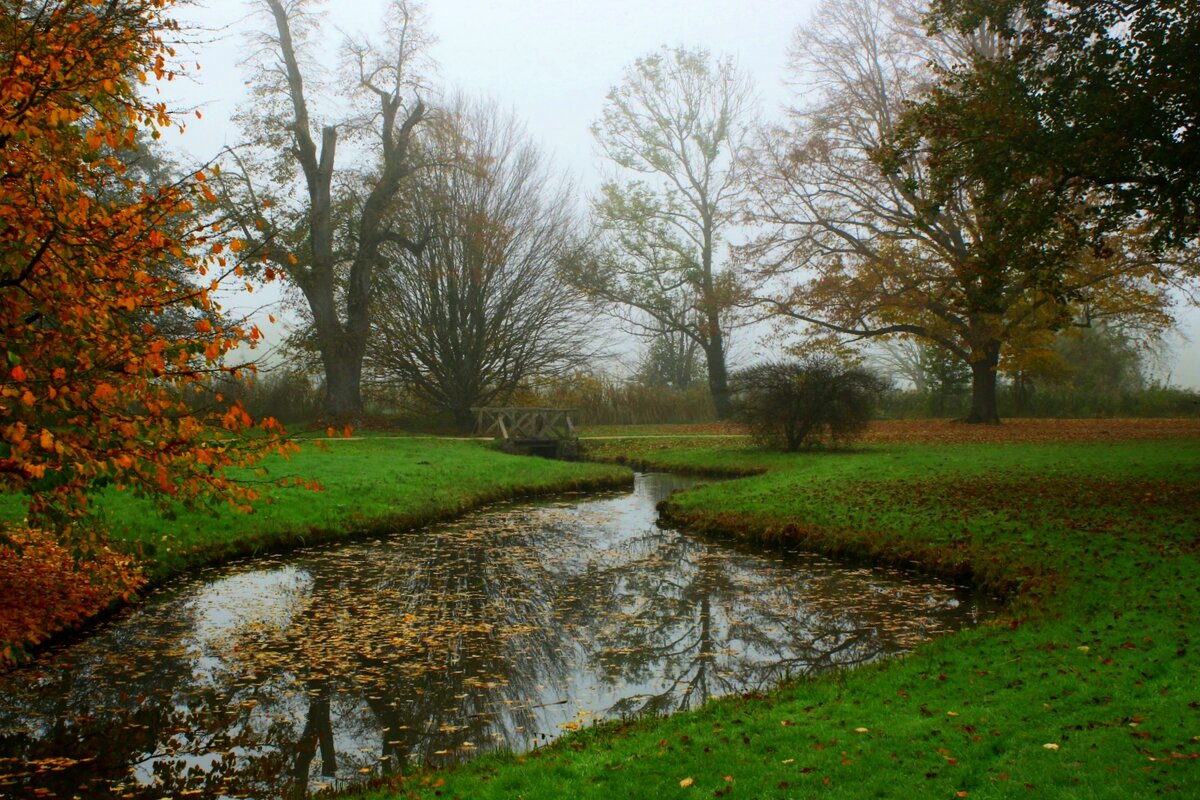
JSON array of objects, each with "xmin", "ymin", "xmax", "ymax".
[{"xmin": 264, "ymin": 0, "xmax": 425, "ymax": 422}]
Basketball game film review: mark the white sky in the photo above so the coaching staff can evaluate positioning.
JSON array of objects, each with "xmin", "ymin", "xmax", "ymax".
[{"xmin": 160, "ymin": 0, "xmax": 1199, "ymax": 387}]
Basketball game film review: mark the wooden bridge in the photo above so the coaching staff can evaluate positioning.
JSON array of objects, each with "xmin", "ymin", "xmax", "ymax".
[{"xmin": 472, "ymin": 407, "xmax": 579, "ymax": 459}]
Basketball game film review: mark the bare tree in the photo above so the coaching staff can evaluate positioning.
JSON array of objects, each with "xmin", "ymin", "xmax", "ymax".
[
  {"xmin": 227, "ymin": 0, "xmax": 429, "ymax": 418},
  {"xmin": 567, "ymin": 46, "xmax": 757, "ymax": 420},
  {"xmin": 634, "ymin": 321, "xmax": 704, "ymax": 390},
  {"xmin": 366, "ymin": 98, "xmax": 598, "ymax": 431},
  {"xmin": 743, "ymin": 0, "xmax": 1181, "ymax": 422}
]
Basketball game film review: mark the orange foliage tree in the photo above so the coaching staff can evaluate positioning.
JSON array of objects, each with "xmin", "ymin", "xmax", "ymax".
[{"xmin": 0, "ymin": 1, "xmax": 292, "ymax": 533}]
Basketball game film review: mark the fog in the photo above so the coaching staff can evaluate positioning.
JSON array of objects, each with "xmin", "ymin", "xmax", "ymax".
[{"xmin": 161, "ymin": 0, "xmax": 1199, "ymax": 387}]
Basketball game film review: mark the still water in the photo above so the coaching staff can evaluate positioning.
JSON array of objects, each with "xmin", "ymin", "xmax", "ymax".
[{"xmin": 0, "ymin": 474, "xmax": 988, "ymax": 798}]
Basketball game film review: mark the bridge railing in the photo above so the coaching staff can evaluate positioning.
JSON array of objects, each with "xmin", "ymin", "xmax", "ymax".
[{"xmin": 471, "ymin": 407, "xmax": 577, "ymax": 443}]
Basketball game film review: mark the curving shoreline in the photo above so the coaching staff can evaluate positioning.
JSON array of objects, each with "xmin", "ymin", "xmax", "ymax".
[
  {"xmin": 0, "ymin": 438, "xmax": 632, "ymax": 669},
  {"xmin": 355, "ymin": 431, "xmax": 1200, "ymax": 799}
]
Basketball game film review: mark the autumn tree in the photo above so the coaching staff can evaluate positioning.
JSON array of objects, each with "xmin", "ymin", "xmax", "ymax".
[
  {"xmin": 1, "ymin": 2, "xmax": 289, "ymax": 537},
  {"xmin": 227, "ymin": 0, "xmax": 428, "ymax": 418},
  {"xmin": 743, "ymin": 0, "xmax": 1183, "ymax": 422},
  {"xmin": 569, "ymin": 46, "xmax": 756, "ymax": 420},
  {"xmin": 922, "ymin": 0, "xmax": 1200, "ymax": 250},
  {"xmin": 365, "ymin": 99, "xmax": 597, "ymax": 430}
]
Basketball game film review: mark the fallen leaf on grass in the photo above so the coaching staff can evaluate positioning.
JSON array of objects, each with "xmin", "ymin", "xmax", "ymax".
[{"xmin": 679, "ymin": 776, "xmax": 694, "ymax": 788}]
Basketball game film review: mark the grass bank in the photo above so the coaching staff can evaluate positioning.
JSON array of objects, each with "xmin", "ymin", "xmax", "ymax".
[
  {"xmin": 0, "ymin": 437, "xmax": 631, "ymax": 661},
  {"xmin": 364, "ymin": 422, "xmax": 1200, "ymax": 799}
]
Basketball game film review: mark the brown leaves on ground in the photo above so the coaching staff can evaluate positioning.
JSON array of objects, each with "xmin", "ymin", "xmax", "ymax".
[
  {"xmin": 859, "ymin": 418, "xmax": 1200, "ymax": 444},
  {"xmin": 0, "ymin": 528, "xmax": 146, "ymax": 666},
  {"xmin": 594, "ymin": 419, "xmax": 1200, "ymax": 444},
  {"xmin": 842, "ymin": 475, "xmax": 1200, "ymax": 551}
]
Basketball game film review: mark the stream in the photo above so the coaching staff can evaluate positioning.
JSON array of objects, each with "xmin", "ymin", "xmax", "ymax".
[{"xmin": 0, "ymin": 473, "xmax": 990, "ymax": 798}]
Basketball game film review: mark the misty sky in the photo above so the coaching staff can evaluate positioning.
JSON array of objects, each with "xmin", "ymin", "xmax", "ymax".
[{"xmin": 161, "ymin": 0, "xmax": 1199, "ymax": 386}]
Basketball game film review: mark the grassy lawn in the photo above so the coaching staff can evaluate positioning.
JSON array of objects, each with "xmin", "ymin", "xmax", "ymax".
[
  {"xmin": 94, "ymin": 437, "xmax": 631, "ymax": 581},
  {"xmin": 363, "ymin": 423, "xmax": 1200, "ymax": 799},
  {"xmin": 0, "ymin": 437, "xmax": 631, "ymax": 657}
]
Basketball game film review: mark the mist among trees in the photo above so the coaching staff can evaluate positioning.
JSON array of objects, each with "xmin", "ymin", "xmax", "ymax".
[{"xmin": 201, "ymin": 0, "xmax": 1197, "ymax": 427}]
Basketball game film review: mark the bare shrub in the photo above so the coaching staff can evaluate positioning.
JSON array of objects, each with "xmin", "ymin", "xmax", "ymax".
[{"xmin": 732, "ymin": 358, "xmax": 887, "ymax": 451}]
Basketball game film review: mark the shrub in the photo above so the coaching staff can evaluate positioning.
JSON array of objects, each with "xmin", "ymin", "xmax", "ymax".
[{"xmin": 732, "ymin": 358, "xmax": 887, "ymax": 451}]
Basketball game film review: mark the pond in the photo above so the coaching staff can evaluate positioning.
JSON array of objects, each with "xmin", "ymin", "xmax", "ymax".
[{"xmin": 0, "ymin": 474, "xmax": 990, "ymax": 798}]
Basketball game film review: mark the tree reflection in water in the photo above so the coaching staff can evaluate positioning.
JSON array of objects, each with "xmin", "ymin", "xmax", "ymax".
[{"xmin": 0, "ymin": 474, "xmax": 984, "ymax": 798}]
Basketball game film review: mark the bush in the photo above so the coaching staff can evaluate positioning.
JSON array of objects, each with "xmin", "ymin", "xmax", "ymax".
[{"xmin": 732, "ymin": 358, "xmax": 887, "ymax": 451}]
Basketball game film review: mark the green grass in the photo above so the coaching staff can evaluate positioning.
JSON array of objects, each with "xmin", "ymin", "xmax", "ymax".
[
  {"xmin": 361, "ymin": 435, "xmax": 1200, "ymax": 799},
  {"xmin": 0, "ymin": 437, "xmax": 631, "ymax": 583}
]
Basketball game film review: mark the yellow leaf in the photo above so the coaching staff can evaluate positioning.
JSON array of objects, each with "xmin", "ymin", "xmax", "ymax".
[{"xmin": 679, "ymin": 777, "xmax": 694, "ymax": 788}]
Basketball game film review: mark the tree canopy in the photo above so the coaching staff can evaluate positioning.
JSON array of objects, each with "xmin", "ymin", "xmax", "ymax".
[
  {"xmin": 922, "ymin": 0, "xmax": 1200, "ymax": 249},
  {"xmin": 744, "ymin": 0, "xmax": 1185, "ymax": 423},
  {"xmin": 571, "ymin": 46, "xmax": 756, "ymax": 420},
  {"xmin": 366, "ymin": 99, "xmax": 596, "ymax": 430},
  {"xmin": 1, "ymin": 0, "xmax": 290, "ymax": 529}
]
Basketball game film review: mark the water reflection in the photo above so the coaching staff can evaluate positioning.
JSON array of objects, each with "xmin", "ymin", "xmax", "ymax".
[{"xmin": 0, "ymin": 474, "xmax": 986, "ymax": 798}]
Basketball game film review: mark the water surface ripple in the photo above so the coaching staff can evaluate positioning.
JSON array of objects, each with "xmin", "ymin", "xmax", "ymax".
[{"xmin": 0, "ymin": 473, "xmax": 988, "ymax": 798}]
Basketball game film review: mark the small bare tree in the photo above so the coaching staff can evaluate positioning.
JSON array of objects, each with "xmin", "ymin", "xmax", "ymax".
[
  {"xmin": 227, "ymin": 0, "xmax": 429, "ymax": 418},
  {"xmin": 366, "ymin": 98, "xmax": 598, "ymax": 431}
]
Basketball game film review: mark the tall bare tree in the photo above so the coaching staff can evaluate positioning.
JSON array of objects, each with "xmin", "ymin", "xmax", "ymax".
[
  {"xmin": 229, "ymin": 0, "xmax": 428, "ymax": 418},
  {"xmin": 567, "ymin": 46, "xmax": 756, "ymax": 420},
  {"xmin": 366, "ymin": 98, "xmax": 597, "ymax": 430},
  {"xmin": 743, "ymin": 0, "xmax": 1181, "ymax": 422}
]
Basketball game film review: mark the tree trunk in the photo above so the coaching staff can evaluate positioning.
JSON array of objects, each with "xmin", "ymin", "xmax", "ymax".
[
  {"xmin": 305, "ymin": 279, "xmax": 367, "ymax": 419},
  {"xmin": 452, "ymin": 406, "xmax": 475, "ymax": 435},
  {"xmin": 966, "ymin": 343, "xmax": 1001, "ymax": 423},
  {"xmin": 703, "ymin": 337, "xmax": 733, "ymax": 420},
  {"xmin": 322, "ymin": 345, "xmax": 365, "ymax": 418}
]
